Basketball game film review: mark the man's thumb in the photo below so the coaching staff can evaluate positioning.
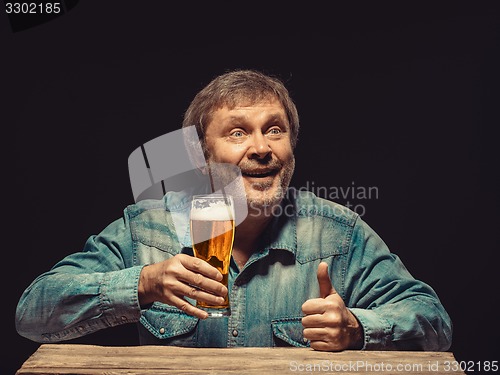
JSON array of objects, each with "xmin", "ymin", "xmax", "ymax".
[{"xmin": 317, "ymin": 262, "xmax": 337, "ymax": 299}]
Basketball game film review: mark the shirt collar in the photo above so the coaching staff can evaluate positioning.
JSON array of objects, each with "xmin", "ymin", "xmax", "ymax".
[
  {"xmin": 251, "ymin": 193, "xmax": 298, "ymax": 258},
  {"xmin": 170, "ymin": 188, "xmax": 299, "ymax": 258}
]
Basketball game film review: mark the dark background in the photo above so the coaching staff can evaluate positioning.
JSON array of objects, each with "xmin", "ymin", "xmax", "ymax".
[{"xmin": 2, "ymin": 2, "xmax": 499, "ymax": 374}]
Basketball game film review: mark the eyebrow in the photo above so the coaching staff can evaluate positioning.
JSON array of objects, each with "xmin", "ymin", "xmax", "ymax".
[{"xmin": 225, "ymin": 113, "xmax": 287, "ymax": 124}]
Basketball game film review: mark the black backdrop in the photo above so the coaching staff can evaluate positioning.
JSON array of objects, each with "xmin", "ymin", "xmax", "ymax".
[{"xmin": 2, "ymin": 2, "xmax": 499, "ymax": 374}]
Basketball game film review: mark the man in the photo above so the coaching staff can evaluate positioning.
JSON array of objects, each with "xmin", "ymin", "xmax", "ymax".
[{"xmin": 16, "ymin": 69, "xmax": 452, "ymax": 351}]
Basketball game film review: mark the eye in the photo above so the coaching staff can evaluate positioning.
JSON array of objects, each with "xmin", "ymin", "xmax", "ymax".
[
  {"xmin": 267, "ymin": 127, "xmax": 282, "ymax": 136},
  {"xmin": 230, "ymin": 130, "xmax": 245, "ymax": 138}
]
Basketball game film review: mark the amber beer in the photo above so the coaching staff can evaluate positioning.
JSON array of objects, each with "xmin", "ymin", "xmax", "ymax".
[{"xmin": 190, "ymin": 195, "xmax": 235, "ymax": 316}]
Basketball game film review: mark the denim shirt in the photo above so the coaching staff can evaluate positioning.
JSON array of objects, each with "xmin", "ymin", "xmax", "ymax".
[{"xmin": 16, "ymin": 188, "xmax": 452, "ymax": 350}]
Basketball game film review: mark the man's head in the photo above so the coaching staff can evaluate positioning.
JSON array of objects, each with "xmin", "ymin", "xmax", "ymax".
[
  {"xmin": 183, "ymin": 69, "xmax": 299, "ymax": 211},
  {"xmin": 183, "ymin": 69, "xmax": 299, "ymax": 153}
]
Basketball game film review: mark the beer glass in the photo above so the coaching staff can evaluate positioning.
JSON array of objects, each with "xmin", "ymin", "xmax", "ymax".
[{"xmin": 190, "ymin": 194, "xmax": 235, "ymax": 317}]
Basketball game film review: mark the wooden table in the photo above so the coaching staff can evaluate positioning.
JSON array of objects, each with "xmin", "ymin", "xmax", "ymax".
[{"xmin": 16, "ymin": 344, "xmax": 465, "ymax": 374}]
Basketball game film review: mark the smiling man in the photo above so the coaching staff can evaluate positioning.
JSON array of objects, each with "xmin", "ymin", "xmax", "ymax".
[
  {"xmin": 16, "ymin": 69, "xmax": 452, "ymax": 351},
  {"xmin": 202, "ymin": 99, "xmax": 296, "ymax": 269},
  {"xmin": 205, "ymin": 101, "xmax": 295, "ymax": 209}
]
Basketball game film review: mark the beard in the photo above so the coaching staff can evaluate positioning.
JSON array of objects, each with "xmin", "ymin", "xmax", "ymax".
[
  {"xmin": 238, "ymin": 156, "xmax": 295, "ymax": 210},
  {"xmin": 206, "ymin": 154, "xmax": 295, "ymax": 213}
]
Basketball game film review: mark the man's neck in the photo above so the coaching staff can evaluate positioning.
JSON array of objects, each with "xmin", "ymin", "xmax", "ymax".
[{"xmin": 232, "ymin": 205, "xmax": 276, "ymax": 269}]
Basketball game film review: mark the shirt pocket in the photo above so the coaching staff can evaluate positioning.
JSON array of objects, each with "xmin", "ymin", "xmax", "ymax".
[
  {"xmin": 140, "ymin": 302, "xmax": 199, "ymax": 345},
  {"xmin": 271, "ymin": 317, "xmax": 309, "ymax": 348}
]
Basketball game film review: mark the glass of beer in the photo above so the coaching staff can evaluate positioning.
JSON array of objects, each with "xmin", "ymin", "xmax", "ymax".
[{"xmin": 190, "ymin": 194, "xmax": 235, "ymax": 317}]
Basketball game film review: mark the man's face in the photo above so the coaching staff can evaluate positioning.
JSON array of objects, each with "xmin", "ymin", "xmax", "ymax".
[{"xmin": 204, "ymin": 99, "xmax": 295, "ymax": 211}]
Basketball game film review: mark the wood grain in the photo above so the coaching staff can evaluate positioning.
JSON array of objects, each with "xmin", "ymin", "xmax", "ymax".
[{"xmin": 16, "ymin": 344, "xmax": 465, "ymax": 374}]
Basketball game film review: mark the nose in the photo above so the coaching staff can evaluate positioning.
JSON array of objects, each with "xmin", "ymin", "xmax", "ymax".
[{"xmin": 247, "ymin": 132, "xmax": 272, "ymax": 159}]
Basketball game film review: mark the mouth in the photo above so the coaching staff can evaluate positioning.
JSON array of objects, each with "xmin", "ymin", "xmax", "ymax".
[{"xmin": 241, "ymin": 169, "xmax": 279, "ymax": 178}]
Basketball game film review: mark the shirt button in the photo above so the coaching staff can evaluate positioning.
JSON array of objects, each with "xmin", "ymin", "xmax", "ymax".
[
  {"xmin": 159, "ymin": 327, "xmax": 165, "ymax": 334},
  {"xmin": 232, "ymin": 329, "xmax": 238, "ymax": 337}
]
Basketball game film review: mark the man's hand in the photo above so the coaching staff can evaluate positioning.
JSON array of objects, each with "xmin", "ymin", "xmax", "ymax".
[
  {"xmin": 138, "ymin": 254, "xmax": 228, "ymax": 319},
  {"xmin": 301, "ymin": 262, "xmax": 363, "ymax": 351}
]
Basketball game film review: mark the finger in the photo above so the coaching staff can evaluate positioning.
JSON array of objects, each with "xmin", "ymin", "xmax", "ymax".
[
  {"xmin": 309, "ymin": 340, "xmax": 342, "ymax": 352},
  {"xmin": 302, "ymin": 314, "xmax": 326, "ymax": 328},
  {"xmin": 168, "ymin": 295, "xmax": 209, "ymax": 320},
  {"xmin": 301, "ymin": 298, "xmax": 328, "ymax": 315},
  {"xmin": 178, "ymin": 270, "xmax": 228, "ymax": 297},
  {"xmin": 174, "ymin": 255, "xmax": 227, "ymax": 296},
  {"xmin": 303, "ymin": 327, "xmax": 328, "ymax": 341},
  {"xmin": 176, "ymin": 282, "xmax": 226, "ymax": 306},
  {"xmin": 180, "ymin": 255, "xmax": 223, "ymax": 282},
  {"xmin": 317, "ymin": 262, "xmax": 337, "ymax": 298}
]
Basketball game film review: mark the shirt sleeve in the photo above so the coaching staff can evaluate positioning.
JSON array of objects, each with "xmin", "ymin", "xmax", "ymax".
[
  {"xmin": 344, "ymin": 217, "xmax": 453, "ymax": 351},
  {"xmin": 15, "ymin": 214, "xmax": 145, "ymax": 343}
]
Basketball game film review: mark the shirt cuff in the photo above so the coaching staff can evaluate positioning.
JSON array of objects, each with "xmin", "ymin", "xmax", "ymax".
[
  {"xmin": 349, "ymin": 308, "xmax": 393, "ymax": 350},
  {"xmin": 100, "ymin": 265, "xmax": 145, "ymax": 326}
]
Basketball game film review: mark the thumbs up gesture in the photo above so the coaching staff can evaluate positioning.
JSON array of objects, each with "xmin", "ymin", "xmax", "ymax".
[{"xmin": 301, "ymin": 262, "xmax": 364, "ymax": 351}]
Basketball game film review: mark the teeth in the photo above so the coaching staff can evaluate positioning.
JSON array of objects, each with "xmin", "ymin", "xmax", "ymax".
[{"xmin": 245, "ymin": 170, "xmax": 273, "ymax": 177}]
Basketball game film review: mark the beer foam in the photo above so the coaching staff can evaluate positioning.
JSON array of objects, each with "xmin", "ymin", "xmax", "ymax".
[{"xmin": 191, "ymin": 205, "xmax": 234, "ymax": 221}]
